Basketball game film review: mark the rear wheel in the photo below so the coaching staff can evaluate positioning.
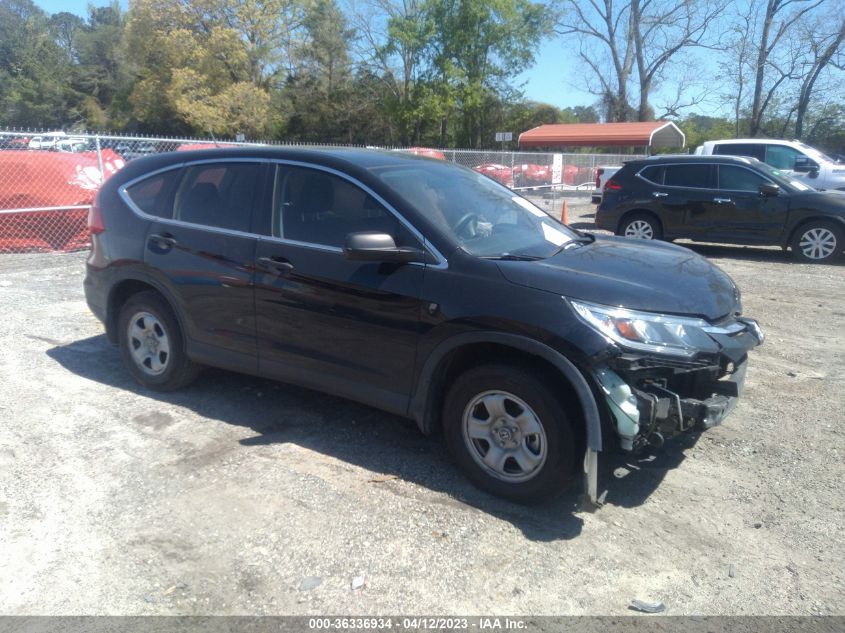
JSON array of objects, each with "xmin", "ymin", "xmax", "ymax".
[
  {"xmin": 443, "ymin": 364, "xmax": 577, "ymax": 503},
  {"xmin": 618, "ymin": 213, "xmax": 663, "ymax": 240},
  {"xmin": 791, "ymin": 221, "xmax": 843, "ymax": 263},
  {"xmin": 118, "ymin": 291, "xmax": 200, "ymax": 391}
]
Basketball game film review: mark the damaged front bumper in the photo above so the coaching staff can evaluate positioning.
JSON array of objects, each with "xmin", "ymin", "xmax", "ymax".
[
  {"xmin": 579, "ymin": 315, "xmax": 763, "ymax": 510},
  {"xmin": 594, "ymin": 316, "xmax": 764, "ymax": 452}
]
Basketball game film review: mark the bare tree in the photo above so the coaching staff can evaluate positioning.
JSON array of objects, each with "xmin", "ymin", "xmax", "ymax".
[
  {"xmin": 556, "ymin": 0, "xmax": 723, "ymax": 122},
  {"xmin": 631, "ymin": 0, "xmax": 725, "ymax": 121},
  {"xmin": 556, "ymin": 0, "xmax": 636, "ymax": 122},
  {"xmin": 794, "ymin": 14, "xmax": 845, "ymax": 137},
  {"xmin": 747, "ymin": 0, "xmax": 826, "ymax": 136}
]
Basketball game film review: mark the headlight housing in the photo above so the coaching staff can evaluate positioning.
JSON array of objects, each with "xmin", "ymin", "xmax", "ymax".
[{"xmin": 569, "ymin": 299, "xmax": 720, "ymax": 358}]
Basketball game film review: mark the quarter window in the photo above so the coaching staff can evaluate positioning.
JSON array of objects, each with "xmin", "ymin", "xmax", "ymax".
[
  {"xmin": 718, "ymin": 165, "xmax": 770, "ymax": 192},
  {"xmin": 639, "ymin": 165, "xmax": 664, "ymax": 184},
  {"xmin": 124, "ymin": 169, "xmax": 181, "ymax": 218},
  {"xmin": 273, "ymin": 166, "xmax": 414, "ymax": 248},
  {"xmin": 713, "ymin": 143, "xmax": 766, "ymax": 161},
  {"xmin": 663, "ymin": 164, "xmax": 711, "ymax": 188},
  {"xmin": 173, "ymin": 163, "xmax": 262, "ymax": 232}
]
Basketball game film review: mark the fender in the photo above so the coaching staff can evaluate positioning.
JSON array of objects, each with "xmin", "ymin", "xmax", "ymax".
[
  {"xmin": 409, "ymin": 331, "xmax": 603, "ymax": 453},
  {"xmin": 105, "ymin": 268, "xmax": 193, "ymax": 347}
]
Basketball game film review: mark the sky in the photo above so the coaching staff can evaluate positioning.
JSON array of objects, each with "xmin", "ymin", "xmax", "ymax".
[{"xmin": 32, "ymin": 0, "xmax": 629, "ymax": 112}]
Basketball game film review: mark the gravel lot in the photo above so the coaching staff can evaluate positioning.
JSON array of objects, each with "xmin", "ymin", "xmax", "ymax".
[{"xmin": 1, "ymin": 200, "xmax": 843, "ymax": 616}]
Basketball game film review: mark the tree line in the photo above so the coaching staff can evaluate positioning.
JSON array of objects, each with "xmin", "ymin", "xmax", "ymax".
[{"xmin": 0, "ymin": 0, "xmax": 843, "ymax": 152}]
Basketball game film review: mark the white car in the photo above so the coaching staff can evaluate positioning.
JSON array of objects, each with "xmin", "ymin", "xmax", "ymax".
[
  {"xmin": 27, "ymin": 132, "xmax": 67, "ymax": 150},
  {"xmin": 591, "ymin": 165, "xmax": 621, "ymax": 204},
  {"xmin": 695, "ymin": 139, "xmax": 845, "ymax": 191}
]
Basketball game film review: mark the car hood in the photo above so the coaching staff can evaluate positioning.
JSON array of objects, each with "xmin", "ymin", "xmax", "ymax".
[{"xmin": 496, "ymin": 236, "xmax": 739, "ymax": 321}]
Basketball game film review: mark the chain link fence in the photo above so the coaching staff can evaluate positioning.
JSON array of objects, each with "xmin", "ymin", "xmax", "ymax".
[{"xmin": 0, "ymin": 129, "xmax": 642, "ymax": 254}]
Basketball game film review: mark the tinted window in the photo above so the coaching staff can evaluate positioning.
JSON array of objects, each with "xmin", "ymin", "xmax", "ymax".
[
  {"xmin": 663, "ymin": 164, "xmax": 711, "ymax": 188},
  {"xmin": 639, "ymin": 165, "xmax": 664, "ymax": 184},
  {"xmin": 764, "ymin": 145, "xmax": 805, "ymax": 170},
  {"xmin": 713, "ymin": 143, "xmax": 766, "ymax": 161},
  {"xmin": 718, "ymin": 165, "xmax": 770, "ymax": 191},
  {"xmin": 273, "ymin": 166, "xmax": 413, "ymax": 248},
  {"xmin": 173, "ymin": 163, "xmax": 262, "ymax": 232},
  {"xmin": 124, "ymin": 169, "xmax": 181, "ymax": 218}
]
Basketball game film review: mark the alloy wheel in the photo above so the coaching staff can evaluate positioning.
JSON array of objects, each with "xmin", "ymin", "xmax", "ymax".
[
  {"xmin": 799, "ymin": 227, "xmax": 837, "ymax": 260},
  {"xmin": 624, "ymin": 219, "xmax": 655, "ymax": 239}
]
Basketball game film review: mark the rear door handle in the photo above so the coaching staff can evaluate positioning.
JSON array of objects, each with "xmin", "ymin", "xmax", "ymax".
[
  {"xmin": 652, "ymin": 191, "xmax": 668, "ymax": 198},
  {"xmin": 257, "ymin": 256, "xmax": 294, "ymax": 276},
  {"xmin": 713, "ymin": 197, "xmax": 733, "ymax": 204},
  {"xmin": 148, "ymin": 233, "xmax": 177, "ymax": 249}
]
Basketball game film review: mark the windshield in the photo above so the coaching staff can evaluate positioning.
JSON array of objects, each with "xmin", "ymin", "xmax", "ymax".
[
  {"xmin": 795, "ymin": 141, "xmax": 835, "ymax": 164},
  {"xmin": 753, "ymin": 161, "xmax": 813, "ymax": 192},
  {"xmin": 373, "ymin": 162, "xmax": 578, "ymax": 258}
]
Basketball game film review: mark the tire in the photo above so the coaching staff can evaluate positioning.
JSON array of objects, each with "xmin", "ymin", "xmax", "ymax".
[
  {"xmin": 618, "ymin": 213, "xmax": 663, "ymax": 240},
  {"xmin": 791, "ymin": 221, "xmax": 843, "ymax": 263},
  {"xmin": 117, "ymin": 291, "xmax": 200, "ymax": 391},
  {"xmin": 442, "ymin": 364, "xmax": 577, "ymax": 503}
]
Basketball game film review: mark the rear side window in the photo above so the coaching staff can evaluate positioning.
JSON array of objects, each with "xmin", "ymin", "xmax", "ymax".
[
  {"xmin": 124, "ymin": 169, "xmax": 181, "ymax": 218},
  {"xmin": 713, "ymin": 143, "xmax": 766, "ymax": 161},
  {"xmin": 718, "ymin": 165, "xmax": 771, "ymax": 191},
  {"xmin": 173, "ymin": 162, "xmax": 263, "ymax": 232},
  {"xmin": 663, "ymin": 164, "xmax": 711, "ymax": 188}
]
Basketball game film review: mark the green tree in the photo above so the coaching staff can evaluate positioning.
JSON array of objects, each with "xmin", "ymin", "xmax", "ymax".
[
  {"xmin": 428, "ymin": 0, "xmax": 550, "ymax": 147},
  {"xmin": 0, "ymin": 0, "xmax": 76, "ymax": 128}
]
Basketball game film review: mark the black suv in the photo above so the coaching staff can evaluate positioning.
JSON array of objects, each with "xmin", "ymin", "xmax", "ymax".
[
  {"xmin": 596, "ymin": 155, "xmax": 845, "ymax": 263},
  {"xmin": 84, "ymin": 147, "xmax": 763, "ymax": 504}
]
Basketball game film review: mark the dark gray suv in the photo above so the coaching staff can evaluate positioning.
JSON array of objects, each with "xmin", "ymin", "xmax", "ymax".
[{"xmin": 596, "ymin": 155, "xmax": 845, "ymax": 263}]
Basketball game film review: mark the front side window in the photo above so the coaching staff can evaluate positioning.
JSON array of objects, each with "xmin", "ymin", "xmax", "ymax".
[
  {"xmin": 173, "ymin": 162, "xmax": 262, "ymax": 232},
  {"xmin": 717, "ymin": 165, "xmax": 771, "ymax": 192},
  {"xmin": 273, "ymin": 166, "xmax": 414, "ymax": 248},
  {"xmin": 373, "ymin": 162, "xmax": 578, "ymax": 258},
  {"xmin": 124, "ymin": 169, "xmax": 181, "ymax": 218},
  {"xmin": 663, "ymin": 164, "xmax": 712, "ymax": 189},
  {"xmin": 764, "ymin": 145, "xmax": 805, "ymax": 170}
]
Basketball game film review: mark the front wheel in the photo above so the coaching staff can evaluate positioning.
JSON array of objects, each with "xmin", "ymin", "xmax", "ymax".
[
  {"xmin": 618, "ymin": 213, "xmax": 663, "ymax": 240},
  {"xmin": 118, "ymin": 291, "xmax": 200, "ymax": 391},
  {"xmin": 791, "ymin": 221, "xmax": 843, "ymax": 263},
  {"xmin": 443, "ymin": 364, "xmax": 577, "ymax": 503}
]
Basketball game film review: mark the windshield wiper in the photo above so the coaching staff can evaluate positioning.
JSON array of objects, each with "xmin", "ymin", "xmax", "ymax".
[
  {"xmin": 552, "ymin": 233, "xmax": 596, "ymax": 255},
  {"xmin": 481, "ymin": 253, "xmax": 544, "ymax": 261}
]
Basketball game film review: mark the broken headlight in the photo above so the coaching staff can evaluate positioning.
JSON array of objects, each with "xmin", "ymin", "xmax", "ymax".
[{"xmin": 569, "ymin": 299, "xmax": 720, "ymax": 358}]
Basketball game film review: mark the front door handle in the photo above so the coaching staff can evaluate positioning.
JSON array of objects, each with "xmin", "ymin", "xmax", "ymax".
[
  {"xmin": 148, "ymin": 233, "xmax": 177, "ymax": 249},
  {"xmin": 652, "ymin": 191, "xmax": 668, "ymax": 198},
  {"xmin": 257, "ymin": 256, "xmax": 294, "ymax": 276},
  {"xmin": 713, "ymin": 197, "xmax": 733, "ymax": 204}
]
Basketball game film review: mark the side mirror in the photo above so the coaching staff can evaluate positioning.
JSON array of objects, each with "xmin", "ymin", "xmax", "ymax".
[
  {"xmin": 343, "ymin": 231, "xmax": 425, "ymax": 264},
  {"xmin": 793, "ymin": 156, "xmax": 818, "ymax": 173},
  {"xmin": 759, "ymin": 183, "xmax": 780, "ymax": 197}
]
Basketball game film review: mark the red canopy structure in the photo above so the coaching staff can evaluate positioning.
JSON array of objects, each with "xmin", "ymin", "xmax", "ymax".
[{"xmin": 518, "ymin": 121, "xmax": 685, "ymax": 149}]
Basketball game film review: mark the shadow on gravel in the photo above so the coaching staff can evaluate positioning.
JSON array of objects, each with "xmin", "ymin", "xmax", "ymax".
[{"xmin": 48, "ymin": 335, "xmax": 693, "ymax": 540}]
